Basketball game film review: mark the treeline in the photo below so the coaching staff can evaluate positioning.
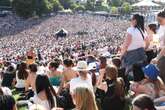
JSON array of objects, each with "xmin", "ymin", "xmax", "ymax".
[{"xmin": 0, "ymin": 0, "xmax": 133, "ymax": 18}]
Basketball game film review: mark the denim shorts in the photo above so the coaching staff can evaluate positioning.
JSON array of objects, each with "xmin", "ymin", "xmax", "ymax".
[{"xmin": 122, "ymin": 48, "xmax": 147, "ymax": 73}]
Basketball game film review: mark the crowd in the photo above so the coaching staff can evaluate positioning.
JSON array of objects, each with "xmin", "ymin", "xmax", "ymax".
[
  {"xmin": 0, "ymin": 9, "xmax": 165, "ymax": 110},
  {"xmin": 0, "ymin": 13, "xmax": 128, "ymax": 62}
]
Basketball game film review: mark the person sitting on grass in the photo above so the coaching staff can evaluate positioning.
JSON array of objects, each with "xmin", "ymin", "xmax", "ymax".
[
  {"xmin": 48, "ymin": 59, "xmax": 62, "ymax": 87},
  {"xmin": 0, "ymin": 95, "xmax": 16, "ymax": 110},
  {"xmin": 58, "ymin": 59, "xmax": 78, "ymax": 94}
]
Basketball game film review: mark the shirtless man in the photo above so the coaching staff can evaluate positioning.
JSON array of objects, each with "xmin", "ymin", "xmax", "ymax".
[
  {"xmin": 25, "ymin": 64, "xmax": 38, "ymax": 92},
  {"xmin": 58, "ymin": 59, "xmax": 78, "ymax": 94}
]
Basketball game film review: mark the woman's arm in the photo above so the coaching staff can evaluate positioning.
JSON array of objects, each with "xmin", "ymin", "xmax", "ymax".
[
  {"xmin": 156, "ymin": 106, "xmax": 165, "ymax": 110},
  {"xmin": 57, "ymin": 76, "xmax": 65, "ymax": 94},
  {"xmin": 144, "ymin": 36, "xmax": 150, "ymax": 50},
  {"xmin": 154, "ymin": 96, "xmax": 165, "ymax": 103},
  {"xmin": 121, "ymin": 33, "xmax": 132, "ymax": 57}
]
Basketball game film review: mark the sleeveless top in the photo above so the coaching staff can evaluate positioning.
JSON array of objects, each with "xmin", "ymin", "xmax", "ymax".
[
  {"xmin": 33, "ymin": 94, "xmax": 57, "ymax": 110},
  {"xmin": 49, "ymin": 76, "xmax": 61, "ymax": 86}
]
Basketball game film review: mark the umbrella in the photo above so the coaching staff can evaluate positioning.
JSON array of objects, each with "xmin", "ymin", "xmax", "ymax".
[{"xmin": 132, "ymin": 0, "xmax": 160, "ymax": 7}]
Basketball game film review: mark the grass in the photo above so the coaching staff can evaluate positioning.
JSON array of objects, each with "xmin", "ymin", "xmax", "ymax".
[
  {"xmin": 12, "ymin": 89, "xmax": 28, "ymax": 110},
  {"xmin": 12, "ymin": 89, "xmax": 132, "ymax": 110}
]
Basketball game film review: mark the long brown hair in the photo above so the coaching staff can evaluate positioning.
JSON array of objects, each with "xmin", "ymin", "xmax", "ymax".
[
  {"xmin": 73, "ymin": 87, "xmax": 98, "ymax": 110},
  {"xmin": 17, "ymin": 62, "xmax": 28, "ymax": 80},
  {"xmin": 105, "ymin": 65, "xmax": 125, "ymax": 97}
]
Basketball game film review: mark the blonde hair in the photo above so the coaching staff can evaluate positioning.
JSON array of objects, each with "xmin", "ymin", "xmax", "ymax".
[{"xmin": 73, "ymin": 87, "xmax": 98, "ymax": 110}]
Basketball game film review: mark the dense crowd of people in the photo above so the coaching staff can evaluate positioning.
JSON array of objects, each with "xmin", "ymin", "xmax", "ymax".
[
  {"xmin": 0, "ymin": 13, "xmax": 128, "ymax": 62},
  {"xmin": 0, "ymin": 9, "xmax": 165, "ymax": 110}
]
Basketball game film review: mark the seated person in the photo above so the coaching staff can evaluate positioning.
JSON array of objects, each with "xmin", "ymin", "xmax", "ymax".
[
  {"xmin": 15, "ymin": 62, "xmax": 28, "ymax": 92},
  {"xmin": 33, "ymin": 74, "xmax": 58, "ymax": 110},
  {"xmin": 96, "ymin": 65, "xmax": 125, "ymax": 110},
  {"xmin": 132, "ymin": 94, "xmax": 156, "ymax": 110},
  {"xmin": 1, "ymin": 65, "xmax": 16, "ymax": 88},
  {"xmin": 0, "ymin": 95, "xmax": 16, "ymax": 110},
  {"xmin": 24, "ymin": 64, "xmax": 38, "ymax": 99},
  {"xmin": 58, "ymin": 59, "xmax": 78, "ymax": 94},
  {"xmin": 131, "ymin": 64, "xmax": 165, "ymax": 99},
  {"xmin": 48, "ymin": 59, "xmax": 62, "ymax": 87},
  {"xmin": 70, "ymin": 61, "xmax": 93, "ymax": 94},
  {"xmin": 0, "ymin": 87, "xmax": 12, "ymax": 95}
]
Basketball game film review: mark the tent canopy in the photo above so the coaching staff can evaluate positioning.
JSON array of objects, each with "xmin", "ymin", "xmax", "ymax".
[
  {"xmin": 132, "ymin": 0, "xmax": 160, "ymax": 7},
  {"xmin": 55, "ymin": 28, "xmax": 68, "ymax": 38}
]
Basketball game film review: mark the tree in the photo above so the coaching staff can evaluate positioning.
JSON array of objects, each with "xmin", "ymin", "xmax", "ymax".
[
  {"xmin": 122, "ymin": 2, "xmax": 132, "ymax": 14},
  {"xmin": 85, "ymin": 0, "xmax": 95, "ymax": 11},
  {"xmin": 95, "ymin": 2, "xmax": 110, "ymax": 12},
  {"xmin": 111, "ymin": 6, "xmax": 118, "ymax": 14},
  {"xmin": 0, "ymin": 0, "xmax": 11, "ymax": 6},
  {"xmin": 12, "ymin": 0, "xmax": 63, "ymax": 18},
  {"xmin": 12, "ymin": 0, "xmax": 35, "ymax": 18},
  {"xmin": 108, "ymin": 0, "xmax": 123, "ymax": 7},
  {"xmin": 34, "ymin": 0, "xmax": 54, "ymax": 16},
  {"xmin": 73, "ymin": 4, "xmax": 86, "ymax": 11},
  {"xmin": 51, "ymin": 0, "xmax": 63, "ymax": 12},
  {"xmin": 59, "ymin": 0, "xmax": 73, "ymax": 9}
]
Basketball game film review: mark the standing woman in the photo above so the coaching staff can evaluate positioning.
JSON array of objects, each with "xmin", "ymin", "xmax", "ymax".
[
  {"xmin": 121, "ymin": 14, "xmax": 149, "ymax": 74},
  {"xmin": 152, "ymin": 9, "xmax": 165, "ymax": 83}
]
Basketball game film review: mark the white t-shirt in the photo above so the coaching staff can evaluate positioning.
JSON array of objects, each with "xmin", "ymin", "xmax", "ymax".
[
  {"xmin": 127, "ymin": 27, "xmax": 147, "ymax": 51},
  {"xmin": 15, "ymin": 72, "xmax": 26, "ymax": 88},
  {"xmin": 1, "ymin": 87, "xmax": 12, "ymax": 95},
  {"xmin": 70, "ymin": 74, "xmax": 93, "ymax": 93},
  {"xmin": 157, "ymin": 25, "xmax": 165, "ymax": 48},
  {"xmin": 33, "ymin": 94, "xmax": 57, "ymax": 110}
]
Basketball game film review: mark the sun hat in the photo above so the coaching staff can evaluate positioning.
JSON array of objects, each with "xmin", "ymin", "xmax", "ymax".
[
  {"xmin": 143, "ymin": 64, "xmax": 160, "ymax": 80},
  {"xmin": 76, "ymin": 61, "xmax": 89, "ymax": 71}
]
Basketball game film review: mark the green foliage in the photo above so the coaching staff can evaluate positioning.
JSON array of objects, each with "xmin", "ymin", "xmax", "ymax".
[
  {"xmin": 12, "ymin": 0, "xmax": 35, "ymax": 18},
  {"xmin": 85, "ymin": 1, "xmax": 95, "ymax": 11},
  {"xmin": 0, "ymin": 0, "xmax": 11, "ymax": 6},
  {"xmin": 74, "ymin": 4, "xmax": 86, "ymax": 11},
  {"xmin": 70, "ymin": 3, "xmax": 78, "ymax": 10},
  {"xmin": 59, "ymin": 0, "xmax": 73, "ymax": 9},
  {"xmin": 51, "ymin": 0, "xmax": 63, "ymax": 12},
  {"xmin": 109, "ymin": 0, "xmax": 123, "ymax": 7},
  {"xmin": 35, "ymin": 0, "xmax": 54, "ymax": 16},
  {"xmin": 12, "ymin": 0, "xmax": 63, "ymax": 18},
  {"xmin": 122, "ymin": 2, "xmax": 132, "ymax": 14},
  {"xmin": 111, "ymin": 6, "xmax": 118, "ymax": 14},
  {"xmin": 95, "ymin": 2, "xmax": 110, "ymax": 12}
]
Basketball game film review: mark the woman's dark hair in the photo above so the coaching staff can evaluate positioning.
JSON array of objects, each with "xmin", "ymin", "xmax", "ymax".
[
  {"xmin": 35, "ymin": 74, "xmax": 57, "ymax": 109},
  {"xmin": 133, "ymin": 14, "xmax": 145, "ymax": 32},
  {"xmin": 112, "ymin": 57, "xmax": 121, "ymax": 68},
  {"xmin": 17, "ymin": 62, "xmax": 28, "ymax": 80},
  {"xmin": 49, "ymin": 60, "xmax": 60, "ymax": 69},
  {"xmin": 132, "ymin": 94, "xmax": 156, "ymax": 110},
  {"xmin": 0, "ymin": 95, "xmax": 16, "ymax": 110},
  {"xmin": 148, "ymin": 24, "xmax": 157, "ymax": 34},
  {"xmin": 28, "ymin": 64, "xmax": 38, "ymax": 73},
  {"xmin": 132, "ymin": 63, "xmax": 145, "ymax": 82},
  {"xmin": 63, "ymin": 59, "xmax": 74, "ymax": 67},
  {"xmin": 0, "ymin": 88, "xmax": 3, "ymax": 95},
  {"xmin": 158, "ymin": 9, "xmax": 165, "ymax": 18},
  {"xmin": 6, "ymin": 65, "xmax": 15, "ymax": 73}
]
